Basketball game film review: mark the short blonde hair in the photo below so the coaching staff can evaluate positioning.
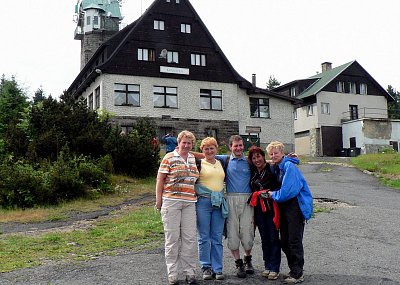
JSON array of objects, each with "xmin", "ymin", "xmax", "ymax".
[
  {"xmin": 266, "ymin": 141, "xmax": 285, "ymax": 153},
  {"xmin": 177, "ymin": 130, "xmax": 196, "ymax": 144},
  {"xmin": 200, "ymin": 137, "xmax": 218, "ymax": 151}
]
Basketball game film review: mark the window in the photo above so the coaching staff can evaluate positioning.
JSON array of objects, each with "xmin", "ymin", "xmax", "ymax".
[
  {"xmin": 176, "ymin": 0, "xmax": 180, "ymax": 3},
  {"xmin": 200, "ymin": 89, "xmax": 222, "ymax": 110},
  {"xmin": 337, "ymin": 81, "xmax": 345, "ymax": 93},
  {"xmin": 93, "ymin": 16, "xmax": 99, "ymax": 26},
  {"xmin": 349, "ymin": 82, "xmax": 356, "ymax": 94},
  {"xmin": 138, "ymin": 48, "xmax": 155, "ymax": 61},
  {"xmin": 360, "ymin": 83, "xmax": 367, "ymax": 95},
  {"xmin": 191, "ymin": 53, "xmax": 206, "ymax": 66},
  {"xmin": 294, "ymin": 109, "xmax": 298, "ymax": 120},
  {"xmin": 321, "ymin": 102, "xmax": 330, "ymax": 114},
  {"xmin": 114, "ymin": 84, "xmax": 140, "ymax": 106},
  {"xmin": 250, "ymin": 98, "xmax": 270, "ymax": 118},
  {"xmin": 307, "ymin": 105, "xmax": 314, "ymax": 116},
  {"xmin": 88, "ymin": 93, "xmax": 93, "ymax": 110},
  {"xmin": 154, "ymin": 20, "xmax": 165, "ymax": 30},
  {"xmin": 349, "ymin": 105, "xmax": 358, "ymax": 120},
  {"xmin": 167, "ymin": 51, "xmax": 179, "ymax": 63},
  {"xmin": 153, "ymin": 86, "xmax": 178, "ymax": 108},
  {"xmin": 86, "ymin": 16, "xmax": 91, "ymax": 25},
  {"xmin": 290, "ymin": 87, "xmax": 296, "ymax": 97},
  {"xmin": 121, "ymin": 126, "xmax": 133, "ymax": 135},
  {"xmin": 181, "ymin": 23, "xmax": 191, "ymax": 33},
  {"xmin": 94, "ymin": 87, "xmax": 100, "ymax": 109}
]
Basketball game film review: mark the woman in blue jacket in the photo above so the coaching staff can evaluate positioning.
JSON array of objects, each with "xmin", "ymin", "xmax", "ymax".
[{"xmin": 266, "ymin": 141, "xmax": 313, "ymax": 284}]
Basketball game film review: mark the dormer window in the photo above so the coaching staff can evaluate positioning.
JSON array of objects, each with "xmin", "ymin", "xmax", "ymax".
[
  {"xmin": 167, "ymin": 51, "xmax": 179, "ymax": 64},
  {"xmin": 181, "ymin": 23, "xmax": 191, "ymax": 33},
  {"xmin": 154, "ymin": 20, "xmax": 165, "ymax": 30},
  {"xmin": 138, "ymin": 48, "xmax": 155, "ymax": 61},
  {"xmin": 191, "ymin": 53, "xmax": 206, "ymax": 66},
  {"xmin": 360, "ymin": 83, "xmax": 367, "ymax": 95},
  {"xmin": 337, "ymin": 81, "xmax": 345, "ymax": 93},
  {"xmin": 290, "ymin": 87, "xmax": 296, "ymax": 97},
  {"xmin": 349, "ymin": 82, "xmax": 356, "ymax": 94}
]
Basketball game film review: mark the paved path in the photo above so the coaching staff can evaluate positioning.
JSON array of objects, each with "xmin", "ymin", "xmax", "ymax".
[{"xmin": 1, "ymin": 162, "xmax": 400, "ymax": 285}]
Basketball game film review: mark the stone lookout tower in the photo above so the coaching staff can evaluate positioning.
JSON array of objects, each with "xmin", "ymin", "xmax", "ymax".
[{"xmin": 73, "ymin": 0, "xmax": 123, "ymax": 70}]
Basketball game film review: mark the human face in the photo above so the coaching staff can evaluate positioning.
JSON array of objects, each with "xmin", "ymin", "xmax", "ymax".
[
  {"xmin": 202, "ymin": 144, "xmax": 217, "ymax": 161},
  {"xmin": 268, "ymin": 147, "xmax": 284, "ymax": 164},
  {"xmin": 230, "ymin": 140, "xmax": 244, "ymax": 158},
  {"xmin": 251, "ymin": 152, "xmax": 266, "ymax": 171},
  {"xmin": 178, "ymin": 136, "xmax": 193, "ymax": 155}
]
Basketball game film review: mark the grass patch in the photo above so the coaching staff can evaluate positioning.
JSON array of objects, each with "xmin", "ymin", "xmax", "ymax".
[
  {"xmin": 0, "ymin": 205, "xmax": 163, "ymax": 273},
  {"xmin": 351, "ymin": 153, "xmax": 400, "ymax": 189}
]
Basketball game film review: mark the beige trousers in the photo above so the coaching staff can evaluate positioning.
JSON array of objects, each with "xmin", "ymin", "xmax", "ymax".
[
  {"xmin": 161, "ymin": 199, "xmax": 197, "ymax": 279},
  {"xmin": 226, "ymin": 194, "xmax": 255, "ymax": 251}
]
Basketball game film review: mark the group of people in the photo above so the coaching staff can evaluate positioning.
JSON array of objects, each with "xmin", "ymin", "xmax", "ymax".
[{"xmin": 155, "ymin": 131, "xmax": 313, "ymax": 285}]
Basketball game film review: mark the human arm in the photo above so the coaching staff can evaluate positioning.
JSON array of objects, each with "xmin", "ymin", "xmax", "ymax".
[
  {"xmin": 270, "ymin": 162, "xmax": 302, "ymax": 202},
  {"xmin": 190, "ymin": 151, "xmax": 205, "ymax": 160},
  {"xmin": 155, "ymin": 172, "xmax": 167, "ymax": 210}
]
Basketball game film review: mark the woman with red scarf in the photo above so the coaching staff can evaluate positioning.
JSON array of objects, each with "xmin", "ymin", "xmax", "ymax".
[{"xmin": 247, "ymin": 146, "xmax": 281, "ymax": 280}]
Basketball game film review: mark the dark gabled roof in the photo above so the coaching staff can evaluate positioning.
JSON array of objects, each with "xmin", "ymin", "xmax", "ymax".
[
  {"xmin": 296, "ymin": 60, "xmax": 393, "ymax": 101},
  {"xmin": 67, "ymin": 0, "xmax": 299, "ymax": 104}
]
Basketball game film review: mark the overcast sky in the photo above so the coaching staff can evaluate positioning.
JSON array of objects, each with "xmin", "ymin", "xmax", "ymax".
[{"xmin": 1, "ymin": 0, "xmax": 399, "ymax": 98}]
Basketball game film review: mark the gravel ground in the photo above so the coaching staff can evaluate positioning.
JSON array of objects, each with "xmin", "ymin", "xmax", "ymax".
[{"xmin": 1, "ymin": 159, "xmax": 400, "ymax": 285}]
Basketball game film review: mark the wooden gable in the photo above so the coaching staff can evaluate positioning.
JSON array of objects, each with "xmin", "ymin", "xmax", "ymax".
[{"xmin": 94, "ymin": 0, "xmax": 242, "ymax": 83}]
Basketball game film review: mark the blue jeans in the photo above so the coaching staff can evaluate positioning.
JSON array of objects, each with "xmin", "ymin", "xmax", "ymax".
[
  {"xmin": 254, "ymin": 205, "xmax": 281, "ymax": 272},
  {"xmin": 196, "ymin": 196, "xmax": 225, "ymax": 273}
]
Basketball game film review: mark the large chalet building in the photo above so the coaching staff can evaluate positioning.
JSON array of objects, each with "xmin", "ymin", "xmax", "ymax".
[{"xmin": 67, "ymin": 0, "xmax": 300, "ymax": 151}]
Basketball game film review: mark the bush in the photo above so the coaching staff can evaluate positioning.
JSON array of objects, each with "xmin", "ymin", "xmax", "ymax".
[
  {"xmin": 106, "ymin": 118, "xmax": 159, "ymax": 177},
  {"xmin": 0, "ymin": 161, "xmax": 51, "ymax": 208}
]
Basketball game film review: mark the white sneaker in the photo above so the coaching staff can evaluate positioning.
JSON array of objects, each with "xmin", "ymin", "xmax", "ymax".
[
  {"xmin": 262, "ymin": 269, "xmax": 270, "ymax": 277},
  {"xmin": 268, "ymin": 271, "xmax": 280, "ymax": 280}
]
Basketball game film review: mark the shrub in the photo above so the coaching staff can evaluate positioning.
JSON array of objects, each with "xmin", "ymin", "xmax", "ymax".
[{"xmin": 0, "ymin": 161, "xmax": 51, "ymax": 208}]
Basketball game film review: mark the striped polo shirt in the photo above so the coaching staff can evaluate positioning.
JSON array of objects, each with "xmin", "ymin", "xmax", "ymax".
[{"xmin": 158, "ymin": 150, "xmax": 199, "ymax": 202}]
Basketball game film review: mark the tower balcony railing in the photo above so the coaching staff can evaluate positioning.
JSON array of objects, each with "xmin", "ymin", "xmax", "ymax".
[{"xmin": 74, "ymin": 26, "xmax": 83, "ymax": 40}]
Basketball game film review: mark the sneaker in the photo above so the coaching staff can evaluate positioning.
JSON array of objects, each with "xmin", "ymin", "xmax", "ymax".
[
  {"xmin": 186, "ymin": 275, "xmax": 197, "ymax": 285},
  {"xmin": 268, "ymin": 271, "xmax": 280, "ymax": 280},
  {"xmin": 235, "ymin": 259, "xmax": 246, "ymax": 278},
  {"xmin": 261, "ymin": 269, "xmax": 270, "ymax": 277},
  {"xmin": 214, "ymin": 272, "xmax": 225, "ymax": 280},
  {"xmin": 168, "ymin": 276, "xmax": 179, "ymax": 285},
  {"xmin": 284, "ymin": 274, "xmax": 304, "ymax": 284},
  {"xmin": 243, "ymin": 255, "xmax": 254, "ymax": 274},
  {"xmin": 202, "ymin": 268, "xmax": 213, "ymax": 280}
]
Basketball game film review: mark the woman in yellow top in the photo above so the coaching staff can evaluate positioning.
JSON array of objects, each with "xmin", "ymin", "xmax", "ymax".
[
  {"xmin": 156, "ymin": 130, "xmax": 200, "ymax": 285},
  {"xmin": 195, "ymin": 137, "xmax": 228, "ymax": 281}
]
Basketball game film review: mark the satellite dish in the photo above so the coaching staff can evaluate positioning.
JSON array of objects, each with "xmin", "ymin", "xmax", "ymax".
[{"xmin": 159, "ymin": 49, "xmax": 168, "ymax": 58}]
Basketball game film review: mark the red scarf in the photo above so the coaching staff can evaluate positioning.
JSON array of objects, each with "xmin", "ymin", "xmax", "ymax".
[{"xmin": 249, "ymin": 190, "xmax": 280, "ymax": 230}]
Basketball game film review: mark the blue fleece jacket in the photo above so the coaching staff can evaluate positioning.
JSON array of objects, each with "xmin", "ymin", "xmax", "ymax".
[{"xmin": 271, "ymin": 156, "xmax": 313, "ymax": 220}]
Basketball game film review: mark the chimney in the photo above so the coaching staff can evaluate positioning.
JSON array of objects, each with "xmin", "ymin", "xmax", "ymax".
[
  {"xmin": 321, "ymin": 62, "xmax": 332, "ymax": 73},
  {"xmin": 252, "ymin": 74, "xmax": 256, "ymax": 86}
]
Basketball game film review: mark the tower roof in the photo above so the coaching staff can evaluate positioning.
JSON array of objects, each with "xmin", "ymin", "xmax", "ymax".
[{"xmin": 81, "ymin": 0, "xmax": 122, "ymax": 19}]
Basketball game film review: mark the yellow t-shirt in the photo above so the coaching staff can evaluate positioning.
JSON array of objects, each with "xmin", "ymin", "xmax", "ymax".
[{"xmin": 197, "ymin": 159, "xmax": 225, "ymax": 191}]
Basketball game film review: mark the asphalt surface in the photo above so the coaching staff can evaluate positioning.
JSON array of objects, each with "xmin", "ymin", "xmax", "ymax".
[{"xmin": 1, "ymin": 160, "xmax": 400, "ymax": 285}]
